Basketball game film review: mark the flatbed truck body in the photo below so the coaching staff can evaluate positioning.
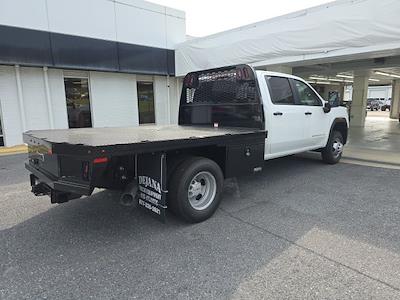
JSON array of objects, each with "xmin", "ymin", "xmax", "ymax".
[{"xmin": 24, "ymin": 125, "xmax": 265, "ymax": 213}]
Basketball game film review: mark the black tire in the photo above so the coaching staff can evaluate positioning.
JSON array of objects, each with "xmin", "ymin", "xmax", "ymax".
[
  {"xmin": 321, "ymin": 131, "xmax": 344, "ymax": 164},
  {"xmin": 168, "ymin": 156, "xmax": 224, "ymax": 223}
]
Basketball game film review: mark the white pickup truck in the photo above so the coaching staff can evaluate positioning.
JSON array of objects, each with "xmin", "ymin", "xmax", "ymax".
[{"xmin": 24, "ymin": 65, "xmax": 349, "ymax": 222}]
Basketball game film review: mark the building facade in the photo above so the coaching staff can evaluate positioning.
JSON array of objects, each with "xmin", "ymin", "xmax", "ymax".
[{"xmin": 0, "ymin": 0, "xmax": 186, "ymax": 147}]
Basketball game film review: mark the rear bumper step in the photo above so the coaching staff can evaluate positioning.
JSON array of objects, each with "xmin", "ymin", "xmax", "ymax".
[
  {"xmin": 27, "ymin": 163, "xmax": 92, "ymax": 203},
  {"xmin": 30, "ymin": 175, "xmax": 80, "ymax": 203}
]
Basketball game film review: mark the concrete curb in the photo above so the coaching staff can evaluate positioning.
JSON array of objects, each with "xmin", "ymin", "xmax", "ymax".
[
  {"xmin": 0, "ymin": 145, "xmax": 28, "ymax": 156},
  {"xmin": 341, "ymin": 158, "xmax": 400, "ymax": 170},
  {"xmin": 342, "ymin": 154, "xmax": 400, "ymax": 167},
  {"xmin": 343, "ymin": 147, "xmax": 400, "ymax": 167}
]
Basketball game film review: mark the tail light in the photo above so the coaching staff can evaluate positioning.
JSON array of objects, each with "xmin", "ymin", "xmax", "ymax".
[{"xmin": 93, "ymin": 157, "xmax": 108, "ymax": 164}]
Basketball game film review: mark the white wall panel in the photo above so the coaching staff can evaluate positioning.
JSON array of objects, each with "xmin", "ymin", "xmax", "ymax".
[
  {"xmin": 169, "ymin": 77, "xmax": 182, "ymax": 124},
  {"xmin": 0, "ymin": 0, "xmax": 48, "ymax": 31},
  {"xmin": 115, "ymin": 2, "xmax": 166, "ymax": 48},
  {"xmin": 48, "ymin": 69, "xmax": 68, "ymax": 129},
  {"xmin": 166, "ymin": 15, "xmax": 186, "ymax": 49},
  {"xmin": 116, "ymin": 0, "xmax": 164, "ymax": 14},
  {"xmin": 89, "ymin": 71, "xmax": 139, "ymax": 128},
  {"xmin": 165, "ymin": 7, "xmax": 185, "ymax": 19},
  {"xmin": 46, "ymin": 0, "xmax": 116, "ymax": 40},
  {"xmin": 20, "ymin": 67, "xmax": 51, "ymax": 130},
  {"xmin": 0, "ymin": 66, "xmax": 23, "ymax": 146},
  {"xmin": 154, "ymin": 76, "xmax": 169, "ymax": 125}
]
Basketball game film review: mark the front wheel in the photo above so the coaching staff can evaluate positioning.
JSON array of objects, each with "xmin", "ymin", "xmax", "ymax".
[
  {"xmin": 168, "ymin": 157, "xmax": 224, "ymax": 223},
  {"xmin": 321, "ymin": 131, "xmax": 344, "ymax": 164}
]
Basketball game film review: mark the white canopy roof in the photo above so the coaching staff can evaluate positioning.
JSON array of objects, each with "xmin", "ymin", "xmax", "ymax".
[{"xmin": 175, "ymin": 0, "xmax": 400, "ymax": 76}]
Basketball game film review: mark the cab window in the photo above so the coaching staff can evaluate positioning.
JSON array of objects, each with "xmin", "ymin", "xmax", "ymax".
[
  {"xmin": 265, "ymin": 76, "xmax": 295, "ymax": 105},
  {"xmin": 293, "ymin": 80, "xmax": 322, "ymax": 106}
]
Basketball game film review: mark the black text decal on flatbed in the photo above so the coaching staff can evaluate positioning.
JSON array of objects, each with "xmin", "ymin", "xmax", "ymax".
[{"xmin": 137, "ymin": 153, "xmax": 167, "ymax": 222}]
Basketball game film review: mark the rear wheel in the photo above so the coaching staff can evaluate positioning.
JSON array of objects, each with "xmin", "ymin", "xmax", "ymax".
[
  {"xmin": 168, "ymin": 157, "xmax": 224, "ymax": 223},
  {"xmin": 321, "ymin": 131, "xmax": 344, "ymax": 164}
]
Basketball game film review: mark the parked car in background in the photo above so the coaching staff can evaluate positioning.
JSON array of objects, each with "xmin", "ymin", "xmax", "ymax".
[
  {"xmin": 367, "ymin": 98, "xmax": 380, "ymax": 111},
  {"xmin": 381, "ymin": 98, "xmax": 391, "ymax": 111}
]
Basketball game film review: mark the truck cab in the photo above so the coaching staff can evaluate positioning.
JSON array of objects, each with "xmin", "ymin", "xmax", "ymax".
[{"xmin": 258, "ymin": 71, "xmax": 348, "ymax": 161}]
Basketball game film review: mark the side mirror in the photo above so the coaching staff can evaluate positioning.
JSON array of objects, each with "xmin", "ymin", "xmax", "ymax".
[{"xmin": 323, "ymin": 102, "xmax": 332, "ymax": 113}]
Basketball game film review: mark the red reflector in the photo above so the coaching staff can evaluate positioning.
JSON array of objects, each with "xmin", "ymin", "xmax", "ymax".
[{"xmin": 93, "ymin": 157, "xmax": 108, "ymax": 164}]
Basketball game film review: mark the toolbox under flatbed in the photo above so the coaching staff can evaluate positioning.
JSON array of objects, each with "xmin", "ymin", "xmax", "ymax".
[{"xmin": 24, "ymin": 125, "xmax": 266, "ymax": 156}]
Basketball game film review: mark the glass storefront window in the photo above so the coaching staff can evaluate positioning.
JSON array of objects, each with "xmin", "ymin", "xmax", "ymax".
[
  {"xmin": 64, "ymin": 78, "xmax": 92, "ymax": 128},
  {"xmin": 137, "ymin": 82, "xmax": 155, "ymax": 124}
]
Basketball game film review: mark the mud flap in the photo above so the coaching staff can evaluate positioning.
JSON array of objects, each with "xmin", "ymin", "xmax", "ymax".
[{"xmin": 137, "ymin": 152, "xmax": 168, "ymax": 222}]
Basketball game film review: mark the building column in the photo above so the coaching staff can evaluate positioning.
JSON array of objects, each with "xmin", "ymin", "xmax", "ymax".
[
  {"xmin": 43, "ymin": 67, "xmax": 54, "ymax": 129},
  {"xmin": 266, "ymin": 65, "xmax": 292, "ymax": 74},
  {"xmin": 14, "ymin": 65, "xmax": 26, "ymax": 132},
  {"xmin": 390, "ymin": 80, "xmax": 400, "ymax": 120},
  {"xmin": 339, "ymin": 83, "xmax": 345, "ymax": 104},
  {"xmin": 350, "ymin": 71, "xmax": 369, "ymax": 127}
]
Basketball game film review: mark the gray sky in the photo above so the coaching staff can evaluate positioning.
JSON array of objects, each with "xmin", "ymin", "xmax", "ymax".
[{"xmin": 149, "ymin": 0, "xmax": 333, "ymax": 37}]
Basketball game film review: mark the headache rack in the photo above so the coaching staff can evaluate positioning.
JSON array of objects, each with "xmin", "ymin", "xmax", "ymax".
[{"xmin": 178, "ymin": 65, "xmax": 264, "ymax": 129}]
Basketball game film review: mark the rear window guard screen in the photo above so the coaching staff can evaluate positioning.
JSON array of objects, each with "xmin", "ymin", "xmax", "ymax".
[
  {"xmin": 183, "ymin": 69, "xmax": 258, "ymax": 105},
  {"xmin": 179, "ymin": 66, "xmax": 264, "ymax": 129}
]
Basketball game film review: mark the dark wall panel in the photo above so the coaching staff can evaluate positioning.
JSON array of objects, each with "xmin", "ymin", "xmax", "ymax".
[
  {"xmin": 51, "ymin": 33, "xmax": 119, "ymax": 71},
  {"xmin": 118, "ymin": 43, "xmax": 169, "ymax": 75},
  {"xmin": 0, "ymin": 25, "xmax": 52, "ymax": 66},
  {"xmin": 0, "ymin": 25, "xmax": 175, "ymax": 75},
  {"xmin": 167, "ymin": 50, "xmax": 175, "ymax": 75}
]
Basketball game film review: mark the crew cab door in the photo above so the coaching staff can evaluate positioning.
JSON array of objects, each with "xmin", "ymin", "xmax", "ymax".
[
  {"xmin": 264, "ymin": 76, "xmax": 309, "ymax": 156},
  {"xmin": 291, "ymin": 79, "xmax": 328, "ymax": 148}
]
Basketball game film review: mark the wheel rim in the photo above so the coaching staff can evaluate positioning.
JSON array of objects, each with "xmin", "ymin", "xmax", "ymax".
[
  {"xmin": 188, "ymin": 171, "xmax": 217, "ymax": 211},
  {"xmin": 332, "ymin": 138, "xmax": 344, "ymax": 158}
]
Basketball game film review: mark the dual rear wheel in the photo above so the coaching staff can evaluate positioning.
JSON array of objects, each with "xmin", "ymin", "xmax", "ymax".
[{"xmin": 168, "ymin": 157, "xmax": 224, "ymax": 223}]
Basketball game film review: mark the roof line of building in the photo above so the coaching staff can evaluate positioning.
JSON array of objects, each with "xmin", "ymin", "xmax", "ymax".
[{"xmin": 112, "ymin": 0, "xmax": 186, "ymax": 20}]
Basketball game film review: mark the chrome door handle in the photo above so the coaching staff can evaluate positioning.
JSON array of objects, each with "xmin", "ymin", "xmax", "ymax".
[{"xmin": 273, "ymin": 112, "xmax": 283, "ymax": 116}]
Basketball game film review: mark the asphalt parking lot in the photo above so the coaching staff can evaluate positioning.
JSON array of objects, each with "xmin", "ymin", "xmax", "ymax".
[{"xmin": 1, "ymin": 153, "xmax": 400, "ymax": 299}]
